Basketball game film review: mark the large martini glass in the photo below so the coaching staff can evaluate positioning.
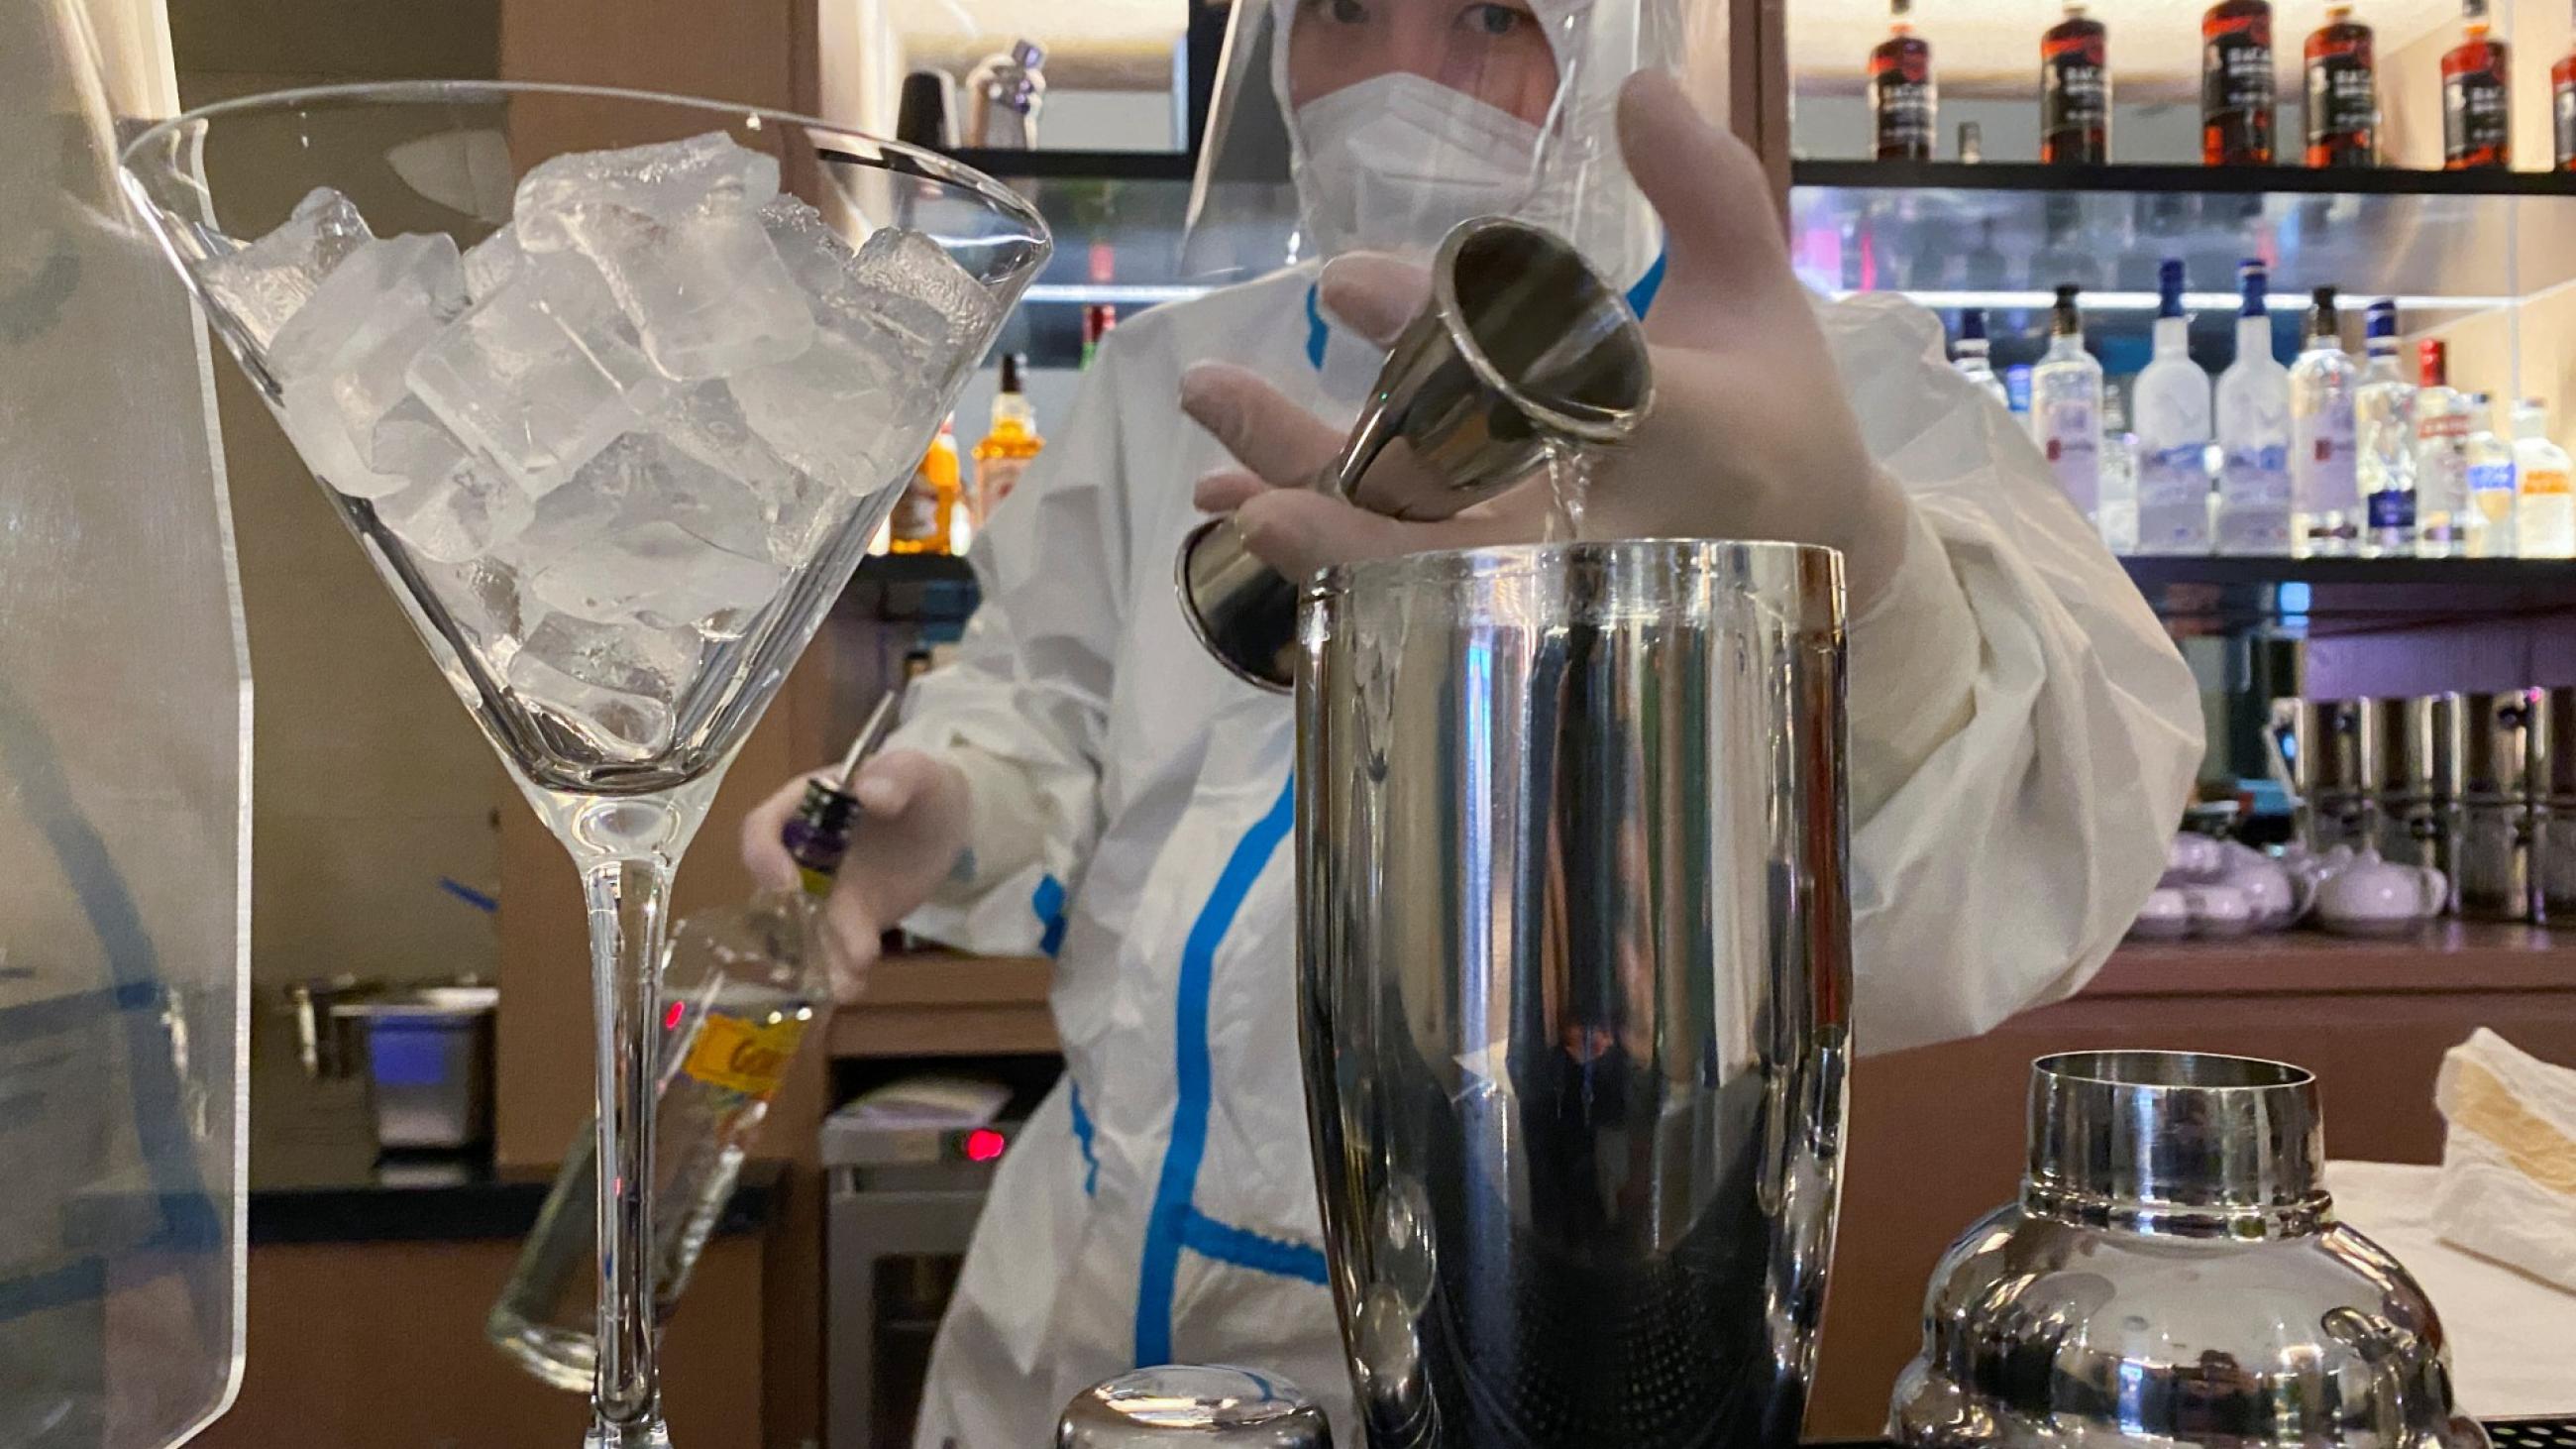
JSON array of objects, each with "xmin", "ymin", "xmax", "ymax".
[{"xmin": 119, "ymin": 81, "xmax": 1045, "ymax": 1446}]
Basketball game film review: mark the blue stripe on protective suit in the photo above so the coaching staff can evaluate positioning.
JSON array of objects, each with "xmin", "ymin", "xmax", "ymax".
[
  {"xmin": 1627, "ymin": 247, "xmax": 1668, "ymax": 317},
  {"xmin": 1132, "ymin": 772, "xmax": 1300, "ymax": 1367},
  {"xmin": 1031, "ymin": 873, "xmax": 1069, "ymax": 958},
  {"xmin": 1304, "ymin": 284, "xmax": 1329, "ymax": 370},
  {"xmin": 1069, "ymin": 1078, "xmax": 1099, "ymax": 1196},
  {"xmin": 1178, "ymin": 1209, "xmax": 1328, "ymax": 1284}
]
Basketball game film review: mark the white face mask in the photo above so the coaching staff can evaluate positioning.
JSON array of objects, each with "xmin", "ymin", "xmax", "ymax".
[{"xmin": 1292, "ymin": 72, "xmax": 1548, "ymax": 259}]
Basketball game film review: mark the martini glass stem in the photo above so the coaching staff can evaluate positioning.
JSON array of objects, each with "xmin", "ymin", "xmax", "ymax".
[{"xmin": 582, "ymin": 848, "xmax": 675, "ymax": 1445}]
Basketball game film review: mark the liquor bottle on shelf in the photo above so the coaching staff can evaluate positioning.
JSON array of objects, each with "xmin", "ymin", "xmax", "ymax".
[
  {"xmin": 2202, "ymin": 1, "xmax": 2276, "ymax": 166},
  {"xmin": 1869, "ymin": 0, "xmax": 1937, "ymax": 161},
  {"xmin": 2463, "ymin": 393, "xmax": 2518, "ymax": 557},
  {"xmin": 2413, "ymin": 340, "xmax": 2470, "ymax": 556},
  {"xmin": 1952, "ymin": 306, "xmax": 2008, "ymax": 407},
  {"xmin": 2099, "ymin": 386, "xmax": 2141, "ymax": 552},
  {"xmin": 2556, "ymin": 3, "xmax": 2575, "ymax": 170},
  {"xmin": 2005, "ymin": 364, "xmax": 2034, "ymax": 420},
  {"xmin": 2290, "ymin": 285, "xmax": 2360, "ymax": 556},
  {"xmin": 2514, "ymin": 399, "xmax": 2574, "ymax": 557},
  {"xmin": 888, "ymin": 417, "xmax": 960, "ymax": 556},
  {"xmin": 973, "ymin": 353, "xmax": 1043, "ymax": 520},
  {"xmin": 2215, "ymin": 259, "xmax": 2293, "ymax": 555},
  {"xmin": 2354, "ymin": 299, "xmax": 2415, "ymax": 555},
  {"xmin": 2305, "ymin": 3, "xmax": 2379, "ymax": 167},
  {"xmin": 1081, "ymin": 302, "xmax": 1118, "ymax": 370},
  {"xmin": 2031, "ymin": 284, "xmax": 2105, "ymax": 524},
  {"xmin": 2040, "ymin": 2, "xmax": 2110, "ymax": 165},
  {"xmin": 1958, "ymin": 121, "xmax": 1985, "ymax": 163},
  {"xmin": 2133, "ymin": 260, "xmax": 2214, "ymax": 555},
  {"xmin": 2442, "ymin": 0, "xmax": 2512, "ymax": 170}
]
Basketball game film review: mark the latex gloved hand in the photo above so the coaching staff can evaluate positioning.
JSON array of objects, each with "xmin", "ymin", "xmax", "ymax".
[
  {"xmin": 738, "ymin": 748, "xmax": 972, "ymax": 1003},
  {"xmin": 1179, "ymin": 69, "xmax": 1914, "ymax": 615}
]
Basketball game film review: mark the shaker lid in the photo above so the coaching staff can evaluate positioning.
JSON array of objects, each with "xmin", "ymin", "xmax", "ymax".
[{"xmin": 1058, "ymin": 1366, "xmax": 1332, "ymax": 1447}]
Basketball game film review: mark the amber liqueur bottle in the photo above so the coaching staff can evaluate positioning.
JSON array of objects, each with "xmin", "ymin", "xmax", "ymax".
[
  {"xmin": 2305, "ymin": 3, "xmax": 2379, "ymax": 166},
  {"xmin": 2201, "ymin": 0, "xmax": 2276, "ymax": 165},
  {"xmin": 1869, "ymin": 0, "xmax": 1936, "ymax": 161},
  {"xmin": 2442, "ymin": 0, "xmax": 2511, "ymax": 169},
  {"xmin": 2040, "ymin": 2, "xmax": 2110, "ymax": 165}
]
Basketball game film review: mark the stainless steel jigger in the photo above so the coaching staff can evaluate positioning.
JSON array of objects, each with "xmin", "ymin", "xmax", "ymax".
[{"xmin": 1176, "ymin": 215, "xmax": 1655, "ymax": 692}]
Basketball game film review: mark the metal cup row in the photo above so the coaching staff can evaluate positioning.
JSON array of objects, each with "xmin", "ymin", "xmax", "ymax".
[{"xmin": 2281, "ymin": 687, "xmax": 2575, "ymax": 923}]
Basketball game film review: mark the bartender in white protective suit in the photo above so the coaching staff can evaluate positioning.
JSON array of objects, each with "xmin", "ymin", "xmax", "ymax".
[{"xmin": 746, "ymin": 0, "xmax": 2203, "ymax": 1441}]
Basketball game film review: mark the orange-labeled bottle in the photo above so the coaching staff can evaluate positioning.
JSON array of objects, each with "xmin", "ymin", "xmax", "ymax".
[
  {"xmin": 889, "ymin": 418, "xmax": 960, "ymax": 555},
  {"xmin": 973, "ymin": 353, "xmax": 1044, "ymax": 520},
  {"xmin": 1870, "ymin": 0, "xmax": 1937, "ymax": 161},
  {"xmin": 2304, "ymin": 3, "xmax": 2377, "ymax": 167},
  {"xmin": 2040, "ymin": 2, "xmax": 2110, "ymax": 165}
]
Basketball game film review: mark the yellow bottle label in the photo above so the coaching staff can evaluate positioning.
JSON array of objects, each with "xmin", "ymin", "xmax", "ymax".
[
  {"xmin": 2524, "ymin": 467, "xmax": 2573, "ymax": 497},
  {"xmin": 681, "ymin": 1013, "xmax": 809, "ymax": 1098}
]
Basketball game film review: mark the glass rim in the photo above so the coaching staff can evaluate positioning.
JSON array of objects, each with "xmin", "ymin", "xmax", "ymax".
[{"xmin": 117, "ymin": 77, "xmax": 1047, "ymax": 241}]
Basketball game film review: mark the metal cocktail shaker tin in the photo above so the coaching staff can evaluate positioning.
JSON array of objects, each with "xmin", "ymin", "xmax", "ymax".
[
  {"xmin": 2278, "ymin": 697, "xmax": 2376, "ymax": 853},
  {"xmin": 2455, "ymin": 689, "xmax": 2545, "ymax": 922},
  {"xmin": 1891, "ymin": 1051, "xmax": 2487, "ymax": 1449},
  {"xmin": 2542, "ymin": 686, "xmax": 2574, "ymax": 923},
  {"xmin": 1296, "ymin": 541, "xmax": 1851, "ymax": 1449},
  {"xmin": 2371, "ymin": 696, "xmax": 2454, "ymax": 885},
  {"xmin": 1057, "ymin": 1367, "xmax": 1332, "ymax": 1448}
]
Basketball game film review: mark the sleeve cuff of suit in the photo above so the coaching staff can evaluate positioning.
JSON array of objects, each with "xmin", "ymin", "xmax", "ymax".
[{"xmin": 1845, "ymin": 495, "xmax": 1980, "ymax": 824}]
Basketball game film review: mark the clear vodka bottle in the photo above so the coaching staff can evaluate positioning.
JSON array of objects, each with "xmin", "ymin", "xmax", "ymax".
[
  {"xmin": 2413, "ymin": 339, "xmax": 2469, "ymax": 555},
  {"xmin": 2289, "ymin": 284, "xmax": 2361, "ymax": 556},
  {"xmin": 1953, "ymin": 306, "xmax": 2008, "ymax": 408},
  {"xmin": 488, "ymin": 754, "xmax": 871, "ymax": 1389},
  {"xmin": 2031, "ymin": 283, "xmax": 2105, "ymax": 525},
  {"xmin": 2354, "ymin": 299, "xmax": 2415, "ymax": 555},
  {"xmin": 2214, "ymin": 259, "xmax": 2293, "ymax": 554},
  {"xmin": 2513, "ymin": 397, "xmax": 2574, "ymax": 557},
  {"xmin": 2131, "ymin": 258, "xmax": 2214, "ymax": 554},
  {"xmin": 2463, "ymin": 392, "xmax": 2519, "ymax": 558},
  {"xmin": 2099, "ymin": 384, "xmax": 2141, "ymax": 552}
]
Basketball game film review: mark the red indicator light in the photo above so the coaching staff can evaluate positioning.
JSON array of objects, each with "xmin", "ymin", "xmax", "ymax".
[
  {"xmin": 663, "ymin": 1001, "xmax": 686, "ymax": 1031},
  {"xmin": 963, "ymin": 1128, "xmax": 1007, "ymax": 1163}
]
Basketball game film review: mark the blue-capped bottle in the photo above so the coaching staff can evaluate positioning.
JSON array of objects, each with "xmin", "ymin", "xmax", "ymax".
[
  {"xmin": 1952, "ymin": 306, "xmax": 2008, "ymax": 408},
  {"xmin": 2354, "ymin": 299, "xmax": 2416, "ymax": 555},
  {"xmin": 2132, "ymin": 259, "xmax": 2215, "ymax": 554},
  {"xmin": 2214, "ymin": 259, "xmax": 2293, "ymax": 555}
]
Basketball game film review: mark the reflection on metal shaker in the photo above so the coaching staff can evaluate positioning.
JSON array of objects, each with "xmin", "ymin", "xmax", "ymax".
[
  {"xmin": 2274, "ymin": 697, "xmax": 2374, "ymax": 852},
  {"xmin": 1296, "ymin": 541, "xmax": 1851, "ymax": 1449},
  {"xmin": 2454, "ymin": 689, "xmax": 2546, "ymax": 922}
]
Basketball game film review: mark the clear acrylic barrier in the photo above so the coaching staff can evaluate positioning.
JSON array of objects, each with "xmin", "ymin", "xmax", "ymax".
[{"xmin": 0, "ymin": 0, "xmax": 251, "ymax": 1444}]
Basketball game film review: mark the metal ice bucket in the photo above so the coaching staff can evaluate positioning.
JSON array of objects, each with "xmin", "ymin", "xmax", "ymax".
[{"xmin": 1294, "ymin": 540, "xmax": 1852, "ymax": 1449}]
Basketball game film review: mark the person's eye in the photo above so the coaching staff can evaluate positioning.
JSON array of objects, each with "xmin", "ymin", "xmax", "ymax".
[
  {"xmin": 1456, "ymin": 2, "xmax": 1527, "ymax": 37},
  {"xmin": 1324, "ymin": 0, "xmax": 1367, "ymax": 23}
]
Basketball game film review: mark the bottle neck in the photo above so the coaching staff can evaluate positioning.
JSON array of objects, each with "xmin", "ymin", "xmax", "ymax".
[
  {"xmin": 2153, "ymin": 316, "xmax": 2190, "ymax": 356},
  {"xmin": 2237, "ymin": 313, "xmax": 2274, "ymax": 357},
  {"xmin": 782, "ymin": 781, "xmax": 861, "ymax": 896},
  {"xmin": 990, "ymin": 392, "xmax": 1033, "ymax": 430}
]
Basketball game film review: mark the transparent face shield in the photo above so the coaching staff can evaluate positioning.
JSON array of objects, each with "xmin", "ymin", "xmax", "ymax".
[
  {"xmin": 1184, "ymin": 0, "xmax": 1714, "ymax": 293},
  {"xmin": 0, "ymin": 1, "xmax": 251, "ymax": 1443}
]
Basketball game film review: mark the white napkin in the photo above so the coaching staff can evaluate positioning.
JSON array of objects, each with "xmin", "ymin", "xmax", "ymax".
[{"xmin": 2433, "ymin": 1027, "xmax": 2576, "ymax": 1292}]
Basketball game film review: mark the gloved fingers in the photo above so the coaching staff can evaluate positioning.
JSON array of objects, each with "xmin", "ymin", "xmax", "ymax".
[
  {"xmin": 1193, "ymin": 469, "xmax": 1273, "ymax": 514},
  {"xmin": 1615, "ymin": 69, "xmax": 1798, "ymax": 340},
  {"xmin": 849, "ymin": 747, "xmax": 944, "ymax": 817},
  {"xmin": 1233, "ymin": 486, "xmax": 1542, "ymax": 583},
  {"xmin": 1317, "ymin": 252, "xmax": 1432, "ymax": 347},
  {"xmin": 814, "ymin": 889, "xmax": 884, "ymax": 1004},
  {"xmin": 740, "ymin": 769, "xmax": 831, "ymax": 891},
  {"xmin": 1179, "ymin": 362, "xmax": 1347, "ymax": 487}
]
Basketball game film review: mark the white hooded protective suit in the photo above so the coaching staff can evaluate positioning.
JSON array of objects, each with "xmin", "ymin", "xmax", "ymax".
[{"xmin": 892, "ymin": 7, "xmax": 2204, "ymax": 1445}]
